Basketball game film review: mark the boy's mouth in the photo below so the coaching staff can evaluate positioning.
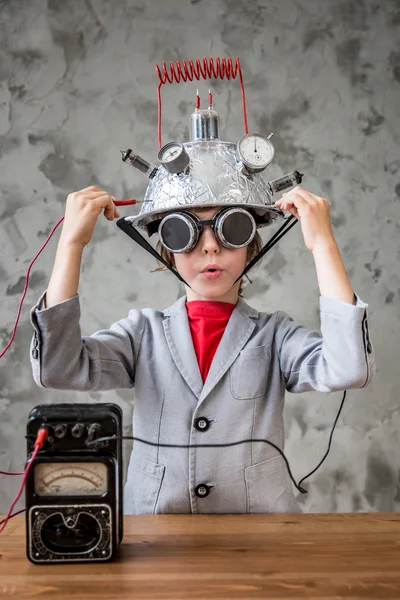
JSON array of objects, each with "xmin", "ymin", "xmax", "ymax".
[
  {"xmin": 201, "ymin": 265, "xmax": 223, "ymax": 279},
  {"xmin": 201, "ymin": 264, "xmax": 222, "ymax": 273}
]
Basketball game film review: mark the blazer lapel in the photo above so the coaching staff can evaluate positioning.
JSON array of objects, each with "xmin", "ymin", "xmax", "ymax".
[
  {"xmin": 162, "ymin": 297, "xmax": 204, "ymax": 399},
  {"xmin": 198, "ymin": 298, "xmax": 258, "ymax": 404}
]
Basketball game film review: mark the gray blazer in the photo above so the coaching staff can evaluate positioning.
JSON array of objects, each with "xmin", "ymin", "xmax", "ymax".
[{"xmin": 30, "ymin": 292, "xmax": 375, "ymax": 514}]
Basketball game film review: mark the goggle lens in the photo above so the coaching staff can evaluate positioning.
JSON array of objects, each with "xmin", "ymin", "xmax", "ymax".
[
  {"xmin": 221, "ymin": 211, "xmax": 254, "ymax": 247},
  {"xmin": 158, "ymin": 208, "xmax": 255, "ymax": 253},
  {"xmin": 160, "ymin": 215, "xmax": 194, "ymax": 252}
]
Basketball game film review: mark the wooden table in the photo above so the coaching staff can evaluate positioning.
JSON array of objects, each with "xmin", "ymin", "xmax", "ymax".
[{"xmin": 0, "ymin": 513, "xmax": 399, "ymax": 599}]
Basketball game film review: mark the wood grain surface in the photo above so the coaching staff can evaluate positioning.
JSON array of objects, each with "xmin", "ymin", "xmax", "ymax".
[{"xmin": 0, "ymin": 513, "xmax": 399, "ymax": 599}]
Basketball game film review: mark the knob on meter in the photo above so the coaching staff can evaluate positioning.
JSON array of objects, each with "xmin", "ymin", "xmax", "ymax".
[{"xmin": 158, "ymin": 142, "xmax": 190, "ymax": 174}]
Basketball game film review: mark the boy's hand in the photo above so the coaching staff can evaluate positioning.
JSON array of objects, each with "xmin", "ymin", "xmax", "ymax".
[
  {"xmin": 60, "ymin": 186, "xmax": 121, "ymax": 248},
  {"xmin": 275, "ymin": 186, "xmax": 335, "ymax": 252}
]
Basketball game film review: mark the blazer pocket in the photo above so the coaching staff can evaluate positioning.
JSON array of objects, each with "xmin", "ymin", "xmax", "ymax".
[
  {"xmin": 245, "ymin": 455, "xmax": 302, "ymax": 514},
  {"xmin": 230, "ymin": 345, "xmax": 270, "ymax": 400},
  {"xmin": 124, "ymin": 453, "xmax": 165, "ymax": 514}
]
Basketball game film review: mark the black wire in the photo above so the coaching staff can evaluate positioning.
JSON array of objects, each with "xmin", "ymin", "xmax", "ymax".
[
  {"xmin": 298, "ymin": 390, "xmax": 346, "ymax": 488},
  {"xmin": 26, "ymin": 391, "xmax": 347, "ymax": 496},
  {"xmin": 239, "ymin": 215, "xmax": 298, "ymax": 280},
  {"xmin": 14, "ymin": 392, "xmax": 346, "ymax": 524},
  {"xmin": 85, "ymin": 390, "xmax": 347, "ymax": 496},
  {"xmin": 91, "ymin": 434, "xmax": 307, "ymax": 493}
]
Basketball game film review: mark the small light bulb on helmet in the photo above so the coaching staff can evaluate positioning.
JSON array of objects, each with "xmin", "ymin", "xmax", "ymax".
[
  {"xmin": 190, "ymin": 89, "xmax": 219, "ymax": 142},
  {"xmin": 120, "ymin": 149, "xmax": 158, "ymax": 179}
]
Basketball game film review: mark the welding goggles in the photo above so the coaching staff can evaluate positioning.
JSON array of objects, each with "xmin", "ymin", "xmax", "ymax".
[{"xmin": 147, "ymin": 207, "xmax": 257, "ymax": 254}]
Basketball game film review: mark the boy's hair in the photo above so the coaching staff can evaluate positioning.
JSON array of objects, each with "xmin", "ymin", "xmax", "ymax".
[{"xmin": 152, "ymin": 231, "xmax": 263, "ymax": 296}]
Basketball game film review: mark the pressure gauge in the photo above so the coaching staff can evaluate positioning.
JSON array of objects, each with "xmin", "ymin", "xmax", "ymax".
[
  {"xmin": 34, "ymin": 461, "xmax": 108, "ymax": 496},
  {"xmin": 158, "ymin": 142, "xmax": 190, "ymax": 174},
  {"xmin": 237, "ymin": 133, "xmax": 275, "ymax": 173}
]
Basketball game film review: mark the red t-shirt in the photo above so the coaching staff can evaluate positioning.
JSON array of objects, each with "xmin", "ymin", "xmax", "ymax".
[{"xmin": 186, "ymin": 300, "xmax": 235, "ymax": 382}]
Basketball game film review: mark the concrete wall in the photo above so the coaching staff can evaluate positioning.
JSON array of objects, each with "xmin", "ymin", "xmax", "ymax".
[{"xmin": 0, "ymin": 0, "xmax": 399, "ymax": 513}]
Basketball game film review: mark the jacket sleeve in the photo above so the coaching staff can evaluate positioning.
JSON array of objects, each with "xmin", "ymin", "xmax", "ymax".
[
  {"xmin": 29, "ymin": 291, "xmax": 145, "ymax": 391},
  {"xmin": 274, "ymin": 293, "xmax": 375, "ymax": 393}
]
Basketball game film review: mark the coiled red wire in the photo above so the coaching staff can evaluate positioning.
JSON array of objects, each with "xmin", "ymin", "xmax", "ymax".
[{"xmin": 155, "ymin": 56, "xmax": 249, "ymax": 148}]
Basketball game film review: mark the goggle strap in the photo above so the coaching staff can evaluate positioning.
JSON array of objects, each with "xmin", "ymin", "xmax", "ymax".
[
  {"xmin": 117, "ymin": 215, "xmax": 298, "ymax": 289},
  {"xmin": 116, "ymin": 217, "xmax": 190, "ymax": 286},
  {"xmin": 235, "ymin": 216, "xmax": 298, "ymax": 283}
]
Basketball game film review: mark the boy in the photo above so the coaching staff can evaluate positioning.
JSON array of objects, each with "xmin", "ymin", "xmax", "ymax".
[{"xmin": 30, "ymin": 184, "xmax": 375, "ymax": 514}]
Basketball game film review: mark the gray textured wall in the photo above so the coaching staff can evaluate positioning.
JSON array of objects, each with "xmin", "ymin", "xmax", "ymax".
[{"xmin": 0, "ymin": 0, "xmax": 399, "ymax": 514}]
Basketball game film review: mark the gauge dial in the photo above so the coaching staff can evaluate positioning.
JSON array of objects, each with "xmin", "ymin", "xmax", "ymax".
[
  {"xmin": 34, "ymin": 462, "xmax": 107, "ymax": 496},
  {"xmin": 158, "ymin": 142, "xmax": 190, "ymax": 174},
  {"xmin": 237, "ymin": 133, "xmax": 275, "ymax": 173},
  {"xmin": 158, "ymin": 142, "xmax": 183, "ymax": 163}
]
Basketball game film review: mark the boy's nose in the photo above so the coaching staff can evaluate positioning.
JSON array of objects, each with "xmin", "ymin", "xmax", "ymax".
[{"xmin": 199, "ymin": 225, "xmax": 220, "ymax": 254}]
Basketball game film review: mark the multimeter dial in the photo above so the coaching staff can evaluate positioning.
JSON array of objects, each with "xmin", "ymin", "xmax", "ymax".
[
  {"xmin": 237, "ymin": 133, "xmax": 275, "ymax": 173},
  {"xmin": 34, "ymin": 462, "xmax": 107, "ymax": 496},
  {"xmin": 158, "ymin": 142, "xmax": 190, "ymax": 174}
]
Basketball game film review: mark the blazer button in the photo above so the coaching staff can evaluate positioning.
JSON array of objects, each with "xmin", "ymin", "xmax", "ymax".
[
  {"xmin": 194, "ymin": 417, "xmax": 210, "ymax": 432},
  {"xmin": 195, "ymin": 484, "xmax": 211, "ymax": 498}
]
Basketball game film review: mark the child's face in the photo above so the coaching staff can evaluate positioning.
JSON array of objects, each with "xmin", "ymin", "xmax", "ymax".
[{"xmin": 173, "ymin": 206, "xmax": 248, "ymax": 304}]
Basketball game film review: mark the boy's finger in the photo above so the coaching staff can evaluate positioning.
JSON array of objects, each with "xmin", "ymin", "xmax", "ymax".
[
  {"xmin": 284, "ymin": 192, "xmax": 310, "ymax": 211},
  {"xmin": 286, "ymin": 205, "xmax": 300, "ymax": 220},
  {"xmin": 111, "ymin": 198, "xmax": 121, "ymax": 219},
  {"xmin": 93, "ymin": 194, "xmax": 115, "ymax": 220},
  {"xmin": 293, "ymin": 186, "xmax": 322, "ymax": 203},
  {"xmin": 81, "ymin": 185, "xmax": 101, "ymax": 192}
]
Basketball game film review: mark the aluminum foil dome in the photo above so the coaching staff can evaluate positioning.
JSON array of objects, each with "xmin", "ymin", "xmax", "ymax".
[{"xmin": 128, "ymin": 140, "xmax": 284, "ymax": 234}]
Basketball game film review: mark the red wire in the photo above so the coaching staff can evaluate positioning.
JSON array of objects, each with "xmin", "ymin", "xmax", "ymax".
[
  {"xmin": 0, "ymin": 216, "xmax": 65, "ymax": 360},
  {"xmin": 0, "ymin": 444, "xmax": 40, "ymax": 534},
  {"xmin": 155, "ymin": 56, "xmax": 249, "ymax": 149},
  {"xmin": 0, "ymin": 470, "xmax": 24, "ymax": 475},
  {"xmin": 0, "ymin": 429, "xmax": 47, "ymax": 533},
  {"xmin": 0, "ymin": 199, "xmax": 136, "ymax": 528},
  {"xmin": 0, "ymin": 508, "xmax": 25, "ymax": 527},
  {"xmin": 0, "ymin": 199, "xmax": 136, "ymax": 361},
  {"xmin": 114, "ymin": 199, "xmax": 137, "ymax": 206}
]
